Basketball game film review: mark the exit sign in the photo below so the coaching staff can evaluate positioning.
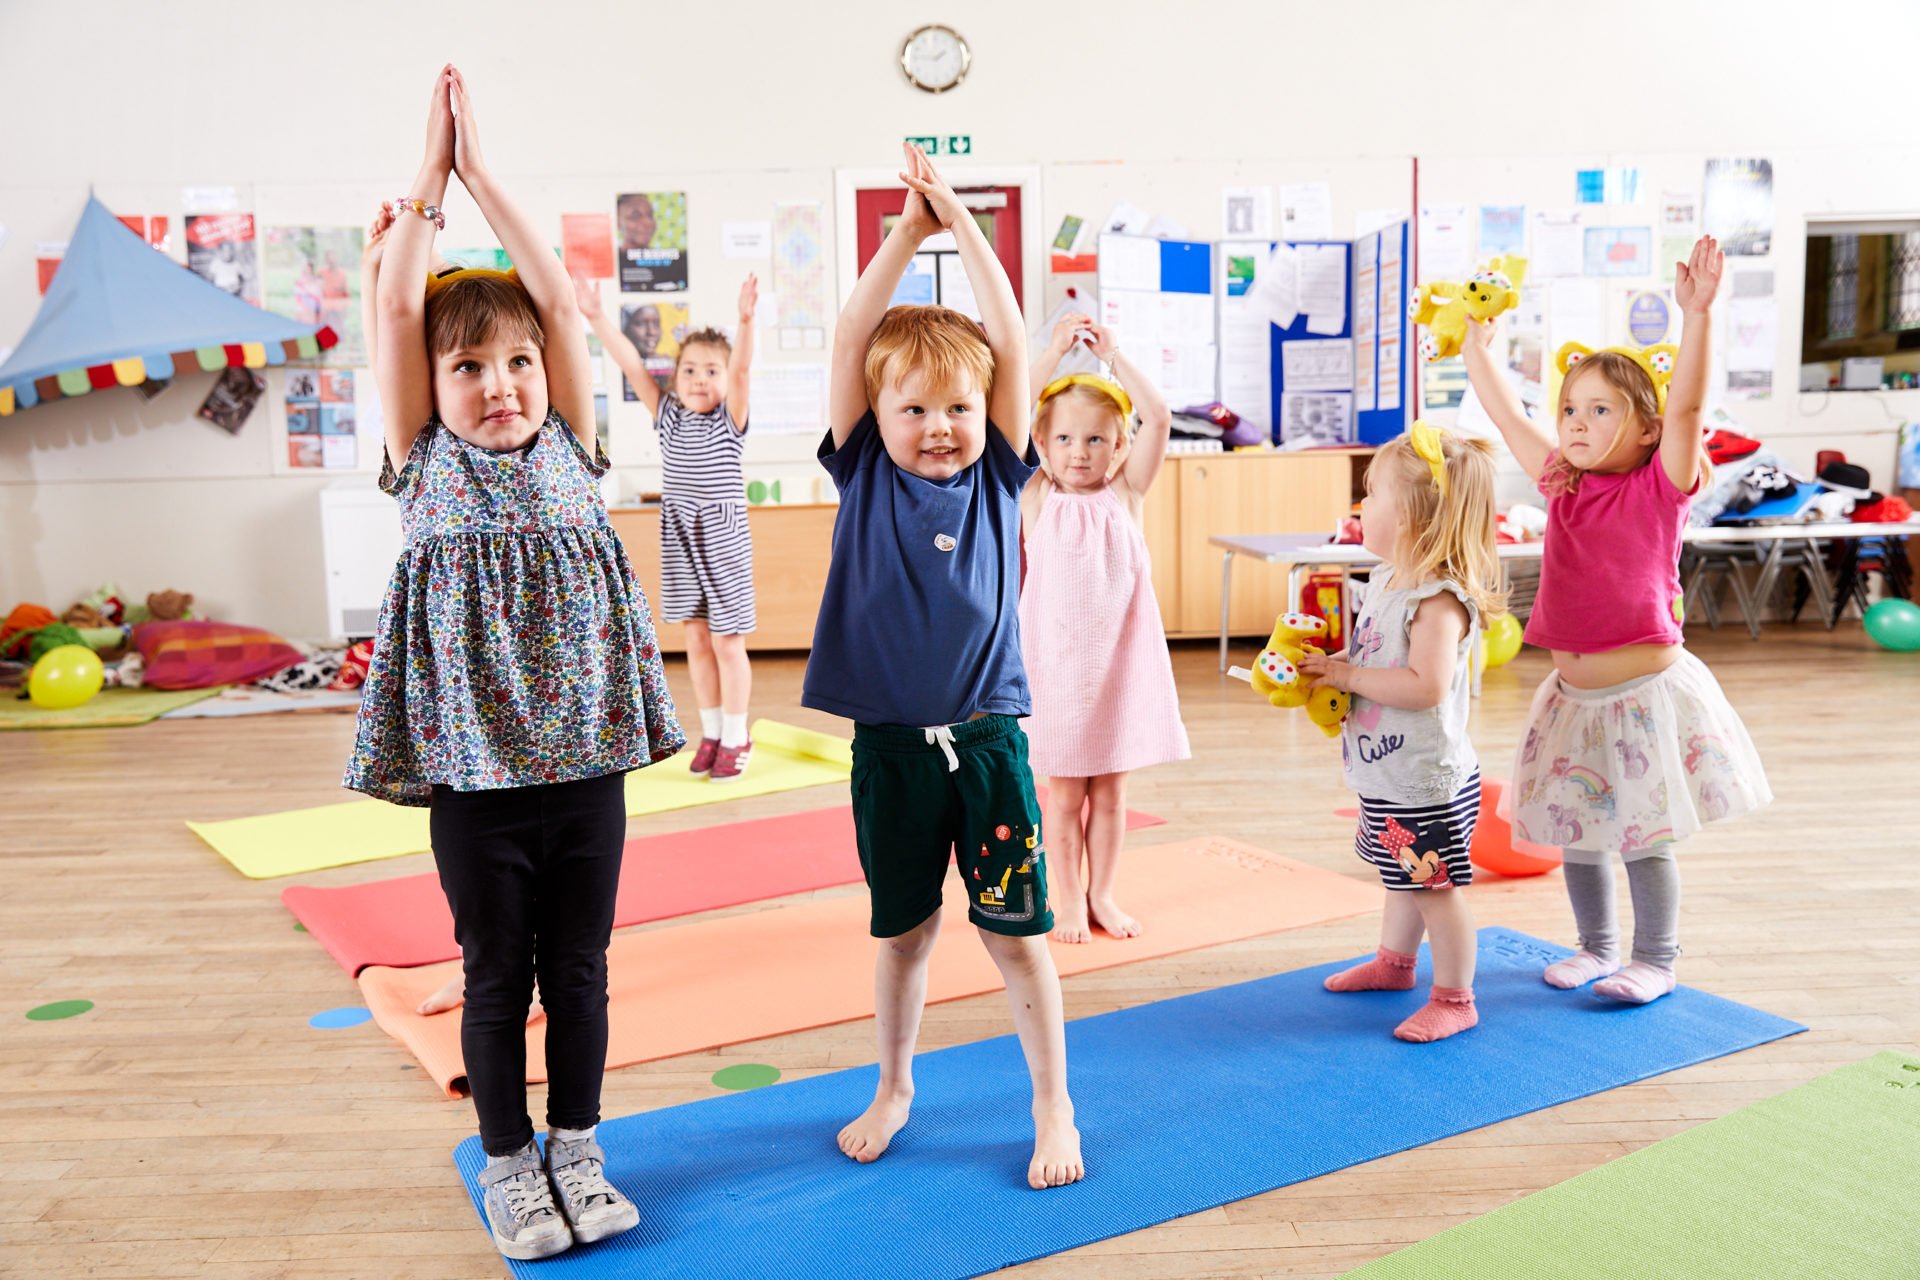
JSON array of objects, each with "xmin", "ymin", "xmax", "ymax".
[{"xmin": 904, "ymin": 135, "xmax": 972, "ymax": 156}]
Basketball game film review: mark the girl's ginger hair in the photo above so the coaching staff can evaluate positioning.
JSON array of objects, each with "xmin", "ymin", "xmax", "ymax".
[
  {"xmin": 675, "ymin": 327, "xmax": 733, "ymax": 368},
  {"xmin": 1370, "ymin": 431, "xmax": 1509, "ymax": 624},
  {"xmin": 1032, "ymin": 381, "xmax": 1133, "ymax": 481},
  {"xmin": 1542, "ymin": 353, "xmax": 1710, "ymax": 496}
]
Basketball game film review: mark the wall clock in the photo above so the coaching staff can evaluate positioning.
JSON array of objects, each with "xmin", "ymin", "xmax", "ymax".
[{"xmin": 901, "ymin": 24, "xmax": 970, "ymax": 94}]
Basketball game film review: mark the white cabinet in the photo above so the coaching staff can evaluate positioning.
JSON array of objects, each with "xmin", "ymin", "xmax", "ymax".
[{"xmin": 319, "ymin": 481, "xmax": 403, "ymax": 640}]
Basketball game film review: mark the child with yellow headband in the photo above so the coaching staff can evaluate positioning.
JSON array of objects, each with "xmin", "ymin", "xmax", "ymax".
[
  {"xmin": 343, "ymin": 66, "xmax": 681, "ymax": 1261},
  {"xmin": 1019, "ymin": 314, "xmax": 1188, "ymax": 945},
  {"xmin": 1299, "ymin": 425, "xmax": 1507, "ymax": 1042},
  {"xmin": 1461, "ymin": 234, "xmax": 1770, "ymax": 1006}
]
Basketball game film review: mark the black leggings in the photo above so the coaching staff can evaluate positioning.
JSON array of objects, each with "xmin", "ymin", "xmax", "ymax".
[{"xmin": 429, "ymin": 772, "xmax": 627, "ymax": 1156}]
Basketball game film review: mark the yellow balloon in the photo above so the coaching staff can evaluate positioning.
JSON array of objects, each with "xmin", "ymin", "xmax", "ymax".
[
  {"xmin": 1484, "ymin": 613, "xmax": 1524, "ymax": 669},
  {"xmin": 28, "ymin": 644, "xmax": 105, "ymax": 710}
]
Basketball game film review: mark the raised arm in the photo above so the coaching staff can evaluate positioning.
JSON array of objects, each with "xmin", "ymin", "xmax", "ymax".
[
  {"xmin": 900, "ymin": 144, "xmax": 1030, "ymax": 453},
  {"xmin": 1083, "ymin": 323, "xmax": 1172, "ymax": 497},
  {"xmin": 829, "ymin": 142, "xmax": 938, "ymax": 446},
  {"xmin": 446, "ymin": 66, "xmax": 595, "ymax": 449},
  {"xmin": 572, "ymin": 274, "xmax": 661, "ymax": 416},
  {"xmin": 1663, "ymin": 234, "xmax": 1722, "ymax": 492},
  {"xmin": 1029, "ymin": 311, "xmax": 1090, "ymax": 404},
  {"xmin": 1461, "ymin": 317, "xmax": 1554, "ymax": 480},
  {"xmin": 728, "ymin": 273, "xmax": 757, "ymax": 431},
  {"xmin": 373, "ymin": 69, "xmax": 455, "ymax": 468}
]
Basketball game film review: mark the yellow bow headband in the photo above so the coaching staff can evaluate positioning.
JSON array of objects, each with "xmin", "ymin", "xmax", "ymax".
[
  {"xmin": 1036, "ymin": 372, "xmax": 1133, "ymax": 422},
  {"xmin": 1409, "ymin": 419, "xmax": 1451, "ymax": 497},
  {"xmin": 1554, "ymin": 341, "xmax": 1679, "ymax": 411}
]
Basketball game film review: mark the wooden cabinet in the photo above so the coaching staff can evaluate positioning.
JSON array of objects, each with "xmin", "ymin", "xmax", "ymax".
[
  {"xmin": 609, "ymin": 504, "xmax": 837, "ymax": 652},
  {"xmin": 1143, "ymin": 451, "xmax": 1368, "ymax": 638},
  {"xmin": 608, "ymin": 450, "xmax": 1366, "ymax": 650}
]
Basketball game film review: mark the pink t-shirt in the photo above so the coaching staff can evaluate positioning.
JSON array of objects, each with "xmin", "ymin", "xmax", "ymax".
[{"xmin": 1525, "ymin": 455, "xmax": 1695, "ymax": 653}]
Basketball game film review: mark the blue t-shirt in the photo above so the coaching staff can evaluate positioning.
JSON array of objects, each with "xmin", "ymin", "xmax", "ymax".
[{"xmin": 803, "ymin": 409, "xmax": 1039, "ymax": 727}]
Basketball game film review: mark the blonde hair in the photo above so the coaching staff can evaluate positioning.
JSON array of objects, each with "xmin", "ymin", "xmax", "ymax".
[
  {"xmin": 863, "ymin": 305, "xmax": 995, "ymax": 407},
  {"xmin": 676, "ymin": 327, "xmax": 733, "ymax": 368},
  {"xmin": 1543, "ymin": 353, "xmax": 1708, "ymax": 496},
  {"xmin": 424, "ymin": 270, "xmax": 545, "ymax": 358},
  {"xmin": 1369, "ymin": 431, "xmax": 1509, "ymax": 624},
  {"xmin": 1033, "ymin": 382, "xmax": 1132, "ymax": 481}
]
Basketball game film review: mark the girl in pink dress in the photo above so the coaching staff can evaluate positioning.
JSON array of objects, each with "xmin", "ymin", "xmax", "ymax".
[{"xmin": 1020, "ymin": 314, "xmax": 1190, "ymax": 944}]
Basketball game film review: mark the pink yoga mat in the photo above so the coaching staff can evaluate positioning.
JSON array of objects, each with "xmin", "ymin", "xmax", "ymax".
[{"xmin": 285, "ymin": 799, "xmax": 1166, "ymax": 975}]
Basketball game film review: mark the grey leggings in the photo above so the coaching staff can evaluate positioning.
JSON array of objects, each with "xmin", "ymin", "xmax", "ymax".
[{"xmin": 1560, "ymin": 847, "xmax": 1681, "ymax": 969}]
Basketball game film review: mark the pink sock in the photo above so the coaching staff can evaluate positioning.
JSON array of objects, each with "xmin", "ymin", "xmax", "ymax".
[
  {"xmin": 1592, "ymin": 961, "xmax": 1677, "ymax": 1005},
  {"xmin": 1394, "ymin": 987, "xmax": 1478, "ymax": 1043},
  {"xmin": 1324, "ymin": 947, "xmax": 1418, "ymax": 993},
  {"xmin": 1543, "ymin": 950, "xmax": 1620, "ymax": 990}
]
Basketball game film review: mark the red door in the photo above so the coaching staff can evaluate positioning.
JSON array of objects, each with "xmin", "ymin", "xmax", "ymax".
[{"xmin": 854, "ymin": 185, "xmax": 1024, "ymax": 314}]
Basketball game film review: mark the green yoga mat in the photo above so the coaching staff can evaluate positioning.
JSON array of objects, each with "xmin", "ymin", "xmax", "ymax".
[
  {"xmin": 189, "ymin": 719, "xmax": 851, "ymax": 878},
  {"xmin": 1347, "ymin": 1051, "xmax": 1920, "ymax": 1278},
  {"xmin": 0, "ymin": 685, "xmax": 223, "ymax": 729}
]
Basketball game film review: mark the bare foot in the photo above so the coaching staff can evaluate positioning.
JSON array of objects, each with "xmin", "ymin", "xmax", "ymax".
[
  {"xmin": 1028, "ymin": 1107, "xmax": 1084, "ymax": 1189},
  {"xmin": 1088, "ymin": 895, "xmax": 1141, "ymax": 939},
  {"xmin": 416, "ymin": 976, "xmax": 544, "ymax": 1024},
  {"xmin": 1050, "ymin": 895, "xmax": 1093, "ymax": 945},
  {"xmin": 837, "ymin": 1088, "xmax": 913, "ymax": 1164}
]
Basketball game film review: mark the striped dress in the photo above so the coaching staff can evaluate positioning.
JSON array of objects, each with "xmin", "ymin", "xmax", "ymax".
[{"xmin": 656, "ymin": 393, "xmax": 755, "ymax": 635}]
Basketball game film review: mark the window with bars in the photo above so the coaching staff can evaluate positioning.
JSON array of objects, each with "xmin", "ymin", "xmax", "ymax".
[
  {"xmin": 1825, "ymin": 234, "xmax": 1859, "ymax": 340},
  {"xmin": 1887, "ymin": 232, "xmax": 1920, "ymax": 331}
]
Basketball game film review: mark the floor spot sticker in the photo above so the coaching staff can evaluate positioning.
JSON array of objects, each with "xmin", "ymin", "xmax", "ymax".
[
  {"xmin": 26, "ymin": 1000, "xmax": 93, "ymax": 1021},
  {"xmin": 310, "ymin": 1006, "xmax": 372, "ymax": 1029},
  {"xmin": 712, "ymin": 1063, "xmax": 782, "ymax": 1090}
]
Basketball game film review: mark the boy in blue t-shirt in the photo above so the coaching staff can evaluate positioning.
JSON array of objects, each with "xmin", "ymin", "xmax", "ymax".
[{"xmin": 804, "ymin": 143, "xmax": 1082, "ymax": 1191}]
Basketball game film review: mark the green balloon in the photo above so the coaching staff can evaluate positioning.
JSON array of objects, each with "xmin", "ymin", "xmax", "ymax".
[{"xmin": 1864, "ymin": 598, "xmax": 1920, "ymax": 652}]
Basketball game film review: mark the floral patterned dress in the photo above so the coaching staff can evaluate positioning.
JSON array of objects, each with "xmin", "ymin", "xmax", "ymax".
[{"xmin": 343, "ymin": 411, "xmax": 684, "ymax": 806}]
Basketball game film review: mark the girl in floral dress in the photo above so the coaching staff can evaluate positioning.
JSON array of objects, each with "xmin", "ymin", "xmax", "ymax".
[{"xmin": 343, "ymin": 66, "xmax": 680, "ymax": 1261}]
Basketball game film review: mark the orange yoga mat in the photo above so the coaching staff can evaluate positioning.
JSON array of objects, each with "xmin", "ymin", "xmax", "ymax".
[{"xmin": 359, "ymin": 836, "xmax": 1380, "ymax": 1098}]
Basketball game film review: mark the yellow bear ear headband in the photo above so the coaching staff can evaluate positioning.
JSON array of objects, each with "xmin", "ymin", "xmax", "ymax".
[
  {"xmin": 1036, "ymin": 372, "xmax": 1133, "ymax": 422},
  {"xmin": 1554, "ymin": 341, "xmax": 1679, "ymax": 411},
  {"xmin": 1409, "ymin": 419, "xmax": 1451, "ymax": 497},
  {"xmin": 424, "ymin": 265, "xmax": 520, "ymax": 298}
]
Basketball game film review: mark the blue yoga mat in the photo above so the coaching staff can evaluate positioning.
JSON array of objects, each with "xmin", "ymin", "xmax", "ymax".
[{"xmin": 454, "ymin": 928, "xmax": 1803, "ymax": 1279}]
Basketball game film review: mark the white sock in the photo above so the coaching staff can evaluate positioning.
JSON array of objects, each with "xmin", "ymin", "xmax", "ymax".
[
  {"xmin": 721, "ymin": 713, "xmax": 750, "ymax": 748},
  {"xmin": 698, "ymin": 707, "xmax": 722, "ymax": 740},
  {"xmin": 549, "ymin": 1125, "xmax": 595, "ymax": 1143}
]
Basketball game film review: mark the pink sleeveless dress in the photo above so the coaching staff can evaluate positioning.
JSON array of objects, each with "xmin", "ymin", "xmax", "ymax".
[{"xmin": 1019, "ymin": 482, "xmax": 1190, "ymax": 778}]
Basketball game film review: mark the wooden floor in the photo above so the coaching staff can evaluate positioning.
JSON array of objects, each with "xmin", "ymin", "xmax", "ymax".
[{"xmin": 3, "ymin": 626, "xmax": 1916, "ymax": 1278}]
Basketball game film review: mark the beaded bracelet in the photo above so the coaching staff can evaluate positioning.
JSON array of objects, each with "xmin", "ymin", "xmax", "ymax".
[{"xmin": 393, "ymin": 196, "xmax": 445, "ymax": 231}]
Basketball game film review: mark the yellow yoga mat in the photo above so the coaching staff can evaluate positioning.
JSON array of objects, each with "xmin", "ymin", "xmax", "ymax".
[{"xmin": 188, "ymin": 719, "xmax": 851, "ymax": 879}]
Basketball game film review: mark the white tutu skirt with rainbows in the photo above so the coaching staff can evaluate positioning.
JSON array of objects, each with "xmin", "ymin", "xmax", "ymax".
[{"xmin": 1509, "ymin": 651, "xmax": 1771, "ymax": 853}]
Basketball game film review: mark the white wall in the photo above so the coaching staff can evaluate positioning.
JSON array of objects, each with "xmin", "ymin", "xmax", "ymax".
[{"xmin": 3, "ymin": 0, "xmax": 1917, "ymax": 637}]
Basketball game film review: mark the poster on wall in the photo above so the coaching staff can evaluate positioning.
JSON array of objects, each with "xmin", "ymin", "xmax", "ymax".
[
  {"xmin": 616, "ymin": 192, "xmax": 688, "ymax": 292},
  {"xmin": 1724, "ymin": 269, "xmax": 1775, "ymax": 400},
  {"xmin": 772, "ymin": 202, "xmax": 828, "ymax": 329},
  {"xmin": 1583, "ymin": 226, "xmax": 1652, "ymax": 278},
  {"xmin": 562, "ymin": 213, "xmax": 615, "ymax": 279},
  {"xmin": 1702, "ymin": 159, "xmax": 1773, "ymax": 256},
  {"xmin": 117, "ymin": 216, "xmax": 171, "ymax": 253},
  {"xmin": 185, "ymin": 213, "xmax": 260, "ymax": 303},
  {"xmin": 198, "ymin": 367, "xmax": 265, "ymax": 434},
  {"xmin": 619, "ymin": 300, "xmax": 689, "ymax": 400},
  {"xmin": 264, "ymin": 226, "xmax": 366, "ymax": 364}
]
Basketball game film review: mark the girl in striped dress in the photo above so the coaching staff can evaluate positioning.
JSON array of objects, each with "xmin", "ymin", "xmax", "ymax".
[
  {"xmin": 577, "ymin": 274, "xmax": 760, "ymax": 781},
  {"xmin": 1019, "ymin": 314, "xmax": 1189, "ymax": 944}
]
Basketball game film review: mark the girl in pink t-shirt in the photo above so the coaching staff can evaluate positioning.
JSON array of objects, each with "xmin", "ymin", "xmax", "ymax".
[{"xmin": 1460, "ymin": 235, "xmax": 1770, "ymax": 1005}]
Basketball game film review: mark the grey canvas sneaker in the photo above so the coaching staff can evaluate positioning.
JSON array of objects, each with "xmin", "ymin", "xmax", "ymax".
[
  {"xmin": 477, "ymin": 1141, "xmax": 572, "ymax": 1260},
  {"xmin": 544, "ymin": 1133, "xmax": 641, "ymax": 1244}
]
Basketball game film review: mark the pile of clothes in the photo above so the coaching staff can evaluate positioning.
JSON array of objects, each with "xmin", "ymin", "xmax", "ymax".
[{"xmin": 1690, "ymin": 413, "xmax": 1914, "ymax": 527}]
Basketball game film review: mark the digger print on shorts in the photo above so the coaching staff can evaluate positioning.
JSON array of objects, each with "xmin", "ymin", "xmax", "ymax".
[{"xmin": 973, "ymin": 819, "xmax": 1046, "ymax": 925}]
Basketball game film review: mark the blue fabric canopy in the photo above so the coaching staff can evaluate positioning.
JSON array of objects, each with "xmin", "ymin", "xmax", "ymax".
[{"xmin": 0, "ymin": 194, "xmax": 332, "ymax": 414}]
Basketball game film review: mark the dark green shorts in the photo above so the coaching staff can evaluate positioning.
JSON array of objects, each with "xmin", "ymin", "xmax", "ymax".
[{"xmin": 850, "ymin": 715, "xmax": 1052, "ymax": 939}]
